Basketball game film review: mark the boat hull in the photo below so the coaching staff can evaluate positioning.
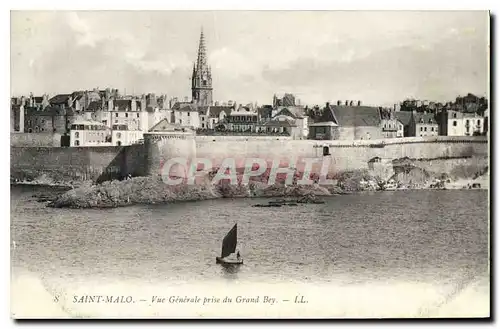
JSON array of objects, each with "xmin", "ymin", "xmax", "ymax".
[{"xmin": 216, "ymin": 257, "xmax": 243, "ymax": 265}]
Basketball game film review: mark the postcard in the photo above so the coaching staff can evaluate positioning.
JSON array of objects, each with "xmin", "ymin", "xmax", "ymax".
[{"xmin": 10, "ymin": 10, "xmax": 490, "ymax": 319}]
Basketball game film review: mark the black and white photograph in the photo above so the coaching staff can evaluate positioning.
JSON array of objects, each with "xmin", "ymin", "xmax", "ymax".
[{"xmin": 9, "ymin": 9, "xmax": 490, "ymax": 319}]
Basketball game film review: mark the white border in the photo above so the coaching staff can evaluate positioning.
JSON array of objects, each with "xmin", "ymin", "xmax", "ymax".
[{"xmin": 2, "ymin": 1, "xmax": 497, "ymax": 328}]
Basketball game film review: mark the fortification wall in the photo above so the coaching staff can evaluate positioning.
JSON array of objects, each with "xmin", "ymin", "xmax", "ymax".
[
  {"xmin": 10, "ymin": 145, "xmax": 145, "ymax": 185},
  {"xmin": 195, "ymin": 136, "xmax": 488, "ymax": 174},
  {"xmin": 11, "ymin": 133, "xmax": 62, "ymax": 147},
  {"xmin": 10, "ymin": 136, "xmax": 488, "ymax": 186},
  {"xmin": 144, "ymin": 134, "xmax": 197, "ymax": 177}
]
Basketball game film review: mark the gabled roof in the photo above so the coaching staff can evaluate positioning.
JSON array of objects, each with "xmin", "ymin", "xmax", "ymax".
[
  {"xmin": 274, "ymin": 106, "xmax": 305, "ymax": 119},
  {"xmin": 207, "ymin": 106, "xmax": 232, "ymax": 118},
  {"xmin": 171, "ymin": 101, "xmax": 192, "ymax": 111},
  {"xmin": 71, "ymin": 91, "xmax": 85, "ymax": 100},
  {"xmin": 176, "ymin": 104, "xmax": 198, "ymax": 112},
  {"xmin": 149, "ymin": 118, "xmax": 188, "ymax": 132},
  {"xmin": 49, "ymin": 94, "xmax": 71, "ymax": 105},
  {"xmin": 394, "ymin": 111, "xmax": 412, "ymax": 126},
  {"xmin": 329, "ymin": 105, "xmax": 381, "ymax": 127},
  {"xmin": 414, "ymin": 112, "xmax": 438, "ymax": 125}
]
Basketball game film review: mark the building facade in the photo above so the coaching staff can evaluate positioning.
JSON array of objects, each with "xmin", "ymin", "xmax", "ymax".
[
  {"xmin": 439, "ymin": 110, "xmax": 485, "ymax": 136},
  {"xmin": 70, "ymin": 119, "xmax": 111, "ymax": 147},
  {"xmin": 409, "ymin": 112, "xmax": 439, "ymax": 137}
]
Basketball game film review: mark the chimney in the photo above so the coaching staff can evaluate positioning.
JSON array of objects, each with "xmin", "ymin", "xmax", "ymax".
[
  {"xmin": 349, "ymin": 100, "xmax": 353, "ymax": 106},
  {"xmin": 326, "ymin": 102, "xmax": 330, "ymax": 108},
  {"xmin": 345, "ymin": 100, "xmax": 349, "ymax": 106},
  {"xmin": 337, "ymin": 100, "xmax": 341, "ymax": 106},
  {"xmin": 358, "ymin": 100, "xmax": 361, "ymax": 106}
]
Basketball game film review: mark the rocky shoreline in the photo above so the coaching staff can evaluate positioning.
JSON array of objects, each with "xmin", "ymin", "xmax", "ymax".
[{"xmin": 34, "ymin": 164, "xmax": 488, "ymax": 209}]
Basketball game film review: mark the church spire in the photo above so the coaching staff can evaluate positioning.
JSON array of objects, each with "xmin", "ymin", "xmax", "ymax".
[
  {"xmin": 191, "ymin": 26, "xmax": 213, "ymax": 106},
  {"xmin": 196, "ymin": 27, "xmax": 207, "ymax": 70}
]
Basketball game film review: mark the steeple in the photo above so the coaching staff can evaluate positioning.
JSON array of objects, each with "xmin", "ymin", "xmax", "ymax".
[
  {"xmin": 191, "ymin": 26, "xmax": 213, "ymax": 106},
  {"xmin": 196, "ymin": 27, "xmax": 207, "ymax": 70}
]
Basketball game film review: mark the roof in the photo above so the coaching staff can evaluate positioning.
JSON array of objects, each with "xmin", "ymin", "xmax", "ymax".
[
  {"xmin": 330, "ymin": 105, "xmax": 381, "ymax": 127},
  {"xmin": 114, "ymin": 100, "xmax": 131, "ymax": 111},
  {"xmin": 263, "ymin": 119, "xmax": 297, "ymax": 127},
  {"xmin": 230, "ymin": 107, "xmax": 258, "ymax": 116},
  {"xmin": 171, "ymin": 102, "xmax": 192, "ymax": 111},
  {"xmin": 309, "ymin": 121, "xmax": 338, "ymax": 127},
  {"xmin": 149, "ymin": 118, "xmax": 190, "ymax": 132},
  {"xmin": 394, "ymin": 111, "xmax": 412, "ymax": 126},
  {"xmin": 414, "ymin": 112, "xmax": 438, "ymax": 125},
  {"xmin": 24, "ymin": 106, "xmax": 73, "ymax": 116},
  {"xmin": 207, "ymin": 106, "xmax": 232, "ymax": 118},
  {"xmin": 72, "ymin": 119, "xmax": 107, "ymax": 126},
  {"xmin": 33, "ymin": 96, "xmax": 44, "ymax": 103},
  {"xmin": 258, "ymin": 107, "xmax": 273, "ymax": 119},
  {"xmin": 274, "ymin": 106, "xmax": 306, "ymax": 119},
  {"xmin": 49, "ymin": 94, "xmax": 71, "ymax": 105},
  {"xmin": 71, "ymin": 91, "xmax": 85, "ymax": 101},
  {"xmin": 176, "ymin": 104, "xmax": 198, "ymax": 112},
  {"xmin": 86, "ymin": 101, "xmax": 103, "ymax": 112}
]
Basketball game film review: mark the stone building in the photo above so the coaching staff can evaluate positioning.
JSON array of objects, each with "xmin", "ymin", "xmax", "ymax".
[
  {"xmin": 309, "ymin": 102, "xmax": 382, "ymax": 140},
  {"xmin": 438, "ymin": 109, "xmax": 486, "ymax": 136},
  {"xmin": 69, "ymin": 119, "xmax": 111, "ymax": 147},
  {"xmin": 408, "ymin": 111, "xmax": 439, "ymax": 137}
]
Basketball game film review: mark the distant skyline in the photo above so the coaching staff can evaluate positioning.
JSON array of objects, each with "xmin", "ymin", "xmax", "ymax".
[{"xmin": 11, "ymin": 11, "xmax": 489, "ymax": 107}]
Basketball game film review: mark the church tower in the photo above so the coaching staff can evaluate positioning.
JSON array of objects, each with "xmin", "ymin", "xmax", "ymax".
[{"xmin": 191, "ymin": 28, "xmax": 213, "ymax": 106}]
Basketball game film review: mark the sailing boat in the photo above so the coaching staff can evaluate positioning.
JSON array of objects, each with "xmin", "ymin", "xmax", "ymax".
[{"xmin": 216, "ymin": 223, "xmax": 243, "ymax": 265}]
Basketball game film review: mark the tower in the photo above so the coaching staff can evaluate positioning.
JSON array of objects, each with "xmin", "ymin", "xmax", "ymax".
[{"xmin": 191, "ymin": 28, "xmax": 213, "ymax": 106}]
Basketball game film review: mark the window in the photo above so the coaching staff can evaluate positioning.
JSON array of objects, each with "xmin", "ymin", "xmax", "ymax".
[
  {"xmin": 117, "ymin": 133, "xmax": 121, "ymax": 138},
  {"xmin": 202, "ymin": 117, "xmax": 205, "ymax": 121},
  {"xmin": 75, "ymin": 140, "xmax": 80, "ymax": 146},
  {"xmin": 453, "ymin": 113, "xmax": 457, "ymax": 118},
  {"xmin": 202, "ymin": 123, "xmax": 205, "ymax": 128},
  {"xmin": 187, "ymin": 112, "xmax": 190, "ymax": 116},
  {"xmin": 453, "ymin": 121, "xmax": 457, "ymax": 126},
  {"xmin": 431, "ymin": 127, "xmax": 434, "ymax": 132},
  {"xmin": 75, "ymin": 132, "xmax": 79, "ymax": 138},
  {"xmin": 137, "ymin": 113, "xmax": 140, "ymax": 118},
  {"xmin": 323, "ymin": 146, "xmax": 330, "ymax": 156},
  {"xmin": 125, "ymin": 113, "xmax": 128, "ymax": 118},
  {"xmin": 424, "ymin": 127, "xmax": 427, "ymax": 131},
  {"xmin": 117, "ymin": 141, "xmax": 122, "ymax": 146},
  {"xmin": 477, "ymin": 119, "xmax": 481, "ymax": 125},
  {"xmin": 420, "ymin": 127, "xmax": 423, "ymax": 131}
]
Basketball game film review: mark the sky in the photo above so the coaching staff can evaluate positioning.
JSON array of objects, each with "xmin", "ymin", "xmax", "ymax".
[{"xmin": 11, "ymin": 11, "xmax": 489, "ymax": 107}]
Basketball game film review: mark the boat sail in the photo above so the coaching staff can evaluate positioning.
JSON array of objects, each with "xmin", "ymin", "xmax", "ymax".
[{"xmin": 216, "ymin": 223, "xmax": 243, "ymax": 265}]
